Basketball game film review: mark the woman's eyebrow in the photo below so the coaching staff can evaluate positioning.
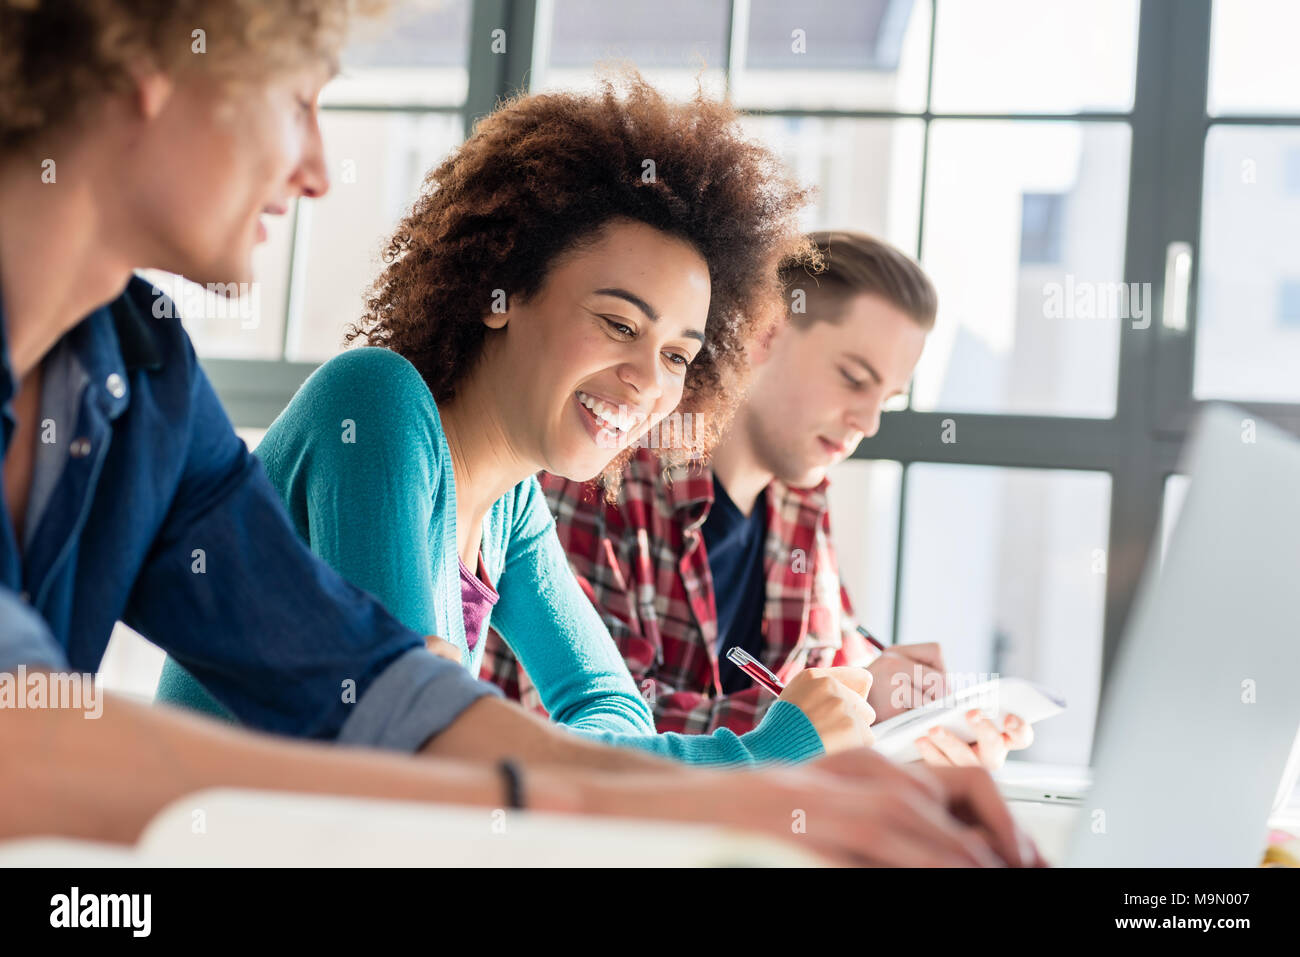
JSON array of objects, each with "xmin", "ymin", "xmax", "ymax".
[
  {"xmin": 593, "ymin": 288, "xmax": 705, "ymax": 343},
  {"xmin": 594, "ymin": 287, "xmax": 659, "ymax": 321}
]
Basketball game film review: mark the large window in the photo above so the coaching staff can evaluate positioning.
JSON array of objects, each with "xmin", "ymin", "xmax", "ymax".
[
  {"xmin": 166, "ymin": 0, "xmax": 476, "ymax": 424},
  {"xmin": 123, "ymin": 2, "xmax": 1300, "ymax": 763}
]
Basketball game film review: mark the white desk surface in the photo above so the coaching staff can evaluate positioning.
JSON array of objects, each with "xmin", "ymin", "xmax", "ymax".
[
  {"xmin": 5, "ymin": 764, "xmax": 1295, "ymax": 868},
  {"xmin": 0, "ymin": 788, "xmax": 822, "ymax": 867}
]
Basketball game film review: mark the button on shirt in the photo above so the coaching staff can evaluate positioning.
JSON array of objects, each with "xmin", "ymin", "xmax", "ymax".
[{"xmin": 0, "ymin": 276, "xmax": 498, "ymax": 747}]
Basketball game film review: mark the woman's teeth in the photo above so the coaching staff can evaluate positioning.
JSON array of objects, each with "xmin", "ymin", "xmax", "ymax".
[{"xmin": 577, "ymin": 391, "xmax": 633, "ymax": 433}]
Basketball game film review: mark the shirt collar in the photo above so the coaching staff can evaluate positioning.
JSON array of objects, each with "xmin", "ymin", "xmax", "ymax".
[
  {"xmin": 773, "ymin": 474, "xmax": 831, "ymax": 513},
  {"xmin": 660, "ymin": 459, "xmax": 717, "ymax": 532},
  {"xmin": 2, "ymin": 276, "xmax": 165, "ymax": 455},
  {"xmin": 109, "ymin": 276, "xmax": 165, "ymax": 372},
  {"xmin": 0, "ymin": 274, "xmax": 163, "ymax": 384},
  {"xmin": 661, "ymin": 464, "xmax": 833, "ymax": 542}
]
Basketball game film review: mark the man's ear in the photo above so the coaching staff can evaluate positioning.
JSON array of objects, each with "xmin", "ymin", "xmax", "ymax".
[
  {"xmin": 748, "ymin": 318, "xmax": 785, "ymax": 367},
  {"xmin": 132, "ymin": 70, "xmax": 174, "ymax": 122}
]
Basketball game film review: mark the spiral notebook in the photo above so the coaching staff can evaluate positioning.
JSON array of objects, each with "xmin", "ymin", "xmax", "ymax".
[{"xmin": 872, "ymin": 676, "xmax": 1066, "ymax": 764}]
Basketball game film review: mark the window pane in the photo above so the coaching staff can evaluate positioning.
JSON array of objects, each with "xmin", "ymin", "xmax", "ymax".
[
  {"xmin": 1018, "ymin": 193, "xmax": 1066, "ymax": 264},
  {"xmin": 826, "ymin": 459, "xmax": 903, "ymax": 642},
  {"xmin": 1209, "ymin": 0, "xmax": 1300, "ymax": 116},
  {"xmin": 913, "ymin": 121, "xmax": 1131, "ymax": 417},
  {"xmin": 141, "ymin": 207, "xmax": 293, "ymax": 361},
  {"xmin": 740, "ymin": 116, "xmax": 923, "ymax": 251},
  {"xmin": 287, "ymin": 111, "xmax": 463, "ymax": 362},
  {"xmin": 533, "ymin": 0, "xmax": 729, "ymax": 97},
  {"xmin": 898, "ymin": 465, "xmax": 1112, "ymax": 765},
  {"xmin": 322, "ymin": 0, "xmax": 470, "ymax": 107},
  {"xmin": 1194, "ymin": 126, "xmax": 1300, "ymax": 402},
  {"xmin": 930, "ymin": 0, "xmax": 1138, "ymax": 114},
  {"xmin": 734, "ymin": 0, "xmax": 930, "ymax": 111}
]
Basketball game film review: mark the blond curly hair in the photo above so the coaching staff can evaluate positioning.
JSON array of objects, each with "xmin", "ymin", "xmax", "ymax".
[{"xmin": 0, "ymin": 0, "xmax": 384, "ymax": 152}]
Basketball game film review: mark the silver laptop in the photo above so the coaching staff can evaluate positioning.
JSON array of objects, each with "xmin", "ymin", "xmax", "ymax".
[
  {"xmin": 996, "ymin": 762, "xmax": 1092, "ymax": 805},
  {"xmin": 1064, "ymin": 404, "xmax": 1300, "ymax": 866}
]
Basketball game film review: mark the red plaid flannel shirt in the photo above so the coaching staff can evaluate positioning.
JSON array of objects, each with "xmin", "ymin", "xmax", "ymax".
[{"xmin": 479, "ymin": 447, "xmax": 873, "ymax": 735}]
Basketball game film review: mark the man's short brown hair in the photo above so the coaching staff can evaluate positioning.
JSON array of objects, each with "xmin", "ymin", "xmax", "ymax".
[{"xmin": 779, "ymin": 230, "xmax": 937, "ymax": 331}]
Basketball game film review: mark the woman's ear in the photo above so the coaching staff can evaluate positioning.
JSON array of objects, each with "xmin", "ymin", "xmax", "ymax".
[{"xmin": 483, "ymin": 290, "xmax": 511, "ymax": 329}]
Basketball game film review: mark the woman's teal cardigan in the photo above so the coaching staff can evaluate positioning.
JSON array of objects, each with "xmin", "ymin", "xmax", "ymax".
[{"xmin": 156, "ymin": 347, "xmax": 823, "ymax": 766}]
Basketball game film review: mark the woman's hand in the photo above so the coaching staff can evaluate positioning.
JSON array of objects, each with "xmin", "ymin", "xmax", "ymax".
[
  {"xmin": 914, "ymin": 710, "xmax": 1033, "ymax": 770},
  {"xmin": 777, "ymin": 667, "xmax": 876, "ymax": 754}
]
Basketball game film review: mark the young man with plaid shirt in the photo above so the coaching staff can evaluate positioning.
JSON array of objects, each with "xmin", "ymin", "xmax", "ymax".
[{"xmin": 482, "ymin": 231, "xmax": 1033, "ymax": 769}]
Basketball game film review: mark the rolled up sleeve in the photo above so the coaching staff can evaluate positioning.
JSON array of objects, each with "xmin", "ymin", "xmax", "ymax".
[{"xmin": 339, "ymin": 647, "xmax": 501, "ymax": 751}]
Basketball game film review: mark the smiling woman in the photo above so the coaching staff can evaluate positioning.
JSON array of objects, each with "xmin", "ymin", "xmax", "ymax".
[
  {"xmin": 349, "ymin": 70, "xmax": 816, "ymax": 490},
  {"xmin": 463, "ymin": 217, "xmax": 717, "ymax": 491},
  {"xmin": 154, "ymin": 72, "xmax": 887, "ymax": 769}
]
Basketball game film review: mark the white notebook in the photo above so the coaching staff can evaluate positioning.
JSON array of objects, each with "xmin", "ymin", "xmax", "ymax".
[{"xmin": 872, "ymin": 676, "xmax": 1066, "ymax": 764}]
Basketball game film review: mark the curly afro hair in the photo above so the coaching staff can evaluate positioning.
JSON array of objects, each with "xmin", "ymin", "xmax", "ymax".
[{"xmin": 347, "ymin": 71, "xmax": 818, "ymax": 489}]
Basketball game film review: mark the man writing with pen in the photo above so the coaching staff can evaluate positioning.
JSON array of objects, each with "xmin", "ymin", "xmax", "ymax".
[{"xmin": 482, "ymin": 231, "xmax": 1032, "ymax": 768}]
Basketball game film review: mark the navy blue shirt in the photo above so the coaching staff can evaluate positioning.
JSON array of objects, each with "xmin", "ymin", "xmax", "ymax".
[
  {"xmin": 0, "ymin": 276, "xmax": 497, "ymax": 747},
  {"xmin": 703, "ymin": 476, "xmax": 769, "ymax": 695}
]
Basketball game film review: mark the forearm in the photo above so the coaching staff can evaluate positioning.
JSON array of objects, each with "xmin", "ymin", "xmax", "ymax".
[
  {"xmin": 420, "ymin": 695, "xmax": 680, "ymax": 773},
  {"xmin": 0, "ymin": 691, "xmax": 584, "ymax": 845}
]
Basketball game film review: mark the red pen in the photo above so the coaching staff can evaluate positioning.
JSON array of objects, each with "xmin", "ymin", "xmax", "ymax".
[
  {"xmin": 726, "ymin": 647, "xmax": 785, "ymax": 697},
  {"xmin": 855, "ymin": 623, "xmax": 887, "ymax": 654}
]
